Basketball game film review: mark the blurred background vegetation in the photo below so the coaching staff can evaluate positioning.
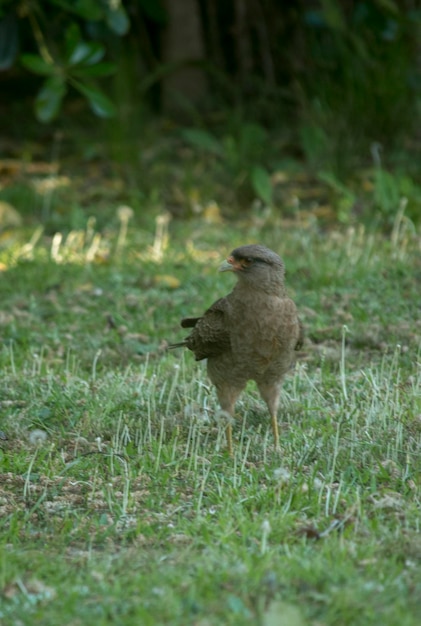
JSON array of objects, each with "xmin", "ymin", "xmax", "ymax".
[{"xmin": 0, "ymin": 0, "xmax": 420, "ymax": 230}]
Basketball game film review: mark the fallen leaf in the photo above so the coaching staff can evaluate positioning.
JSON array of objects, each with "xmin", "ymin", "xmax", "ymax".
[
  {"xmin": 154, "ymin": 274, "xmax": 181, "ymax": 289},
  {"xmin": 0, "ymin": 201, "xmax": 22, "ymax": 229},
  {"xmin": 263, "ymin": 600, "xmax": 307, "ymax": 626}
]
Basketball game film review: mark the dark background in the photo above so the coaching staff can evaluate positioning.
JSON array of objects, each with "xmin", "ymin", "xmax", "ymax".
[{"xmin": 0, "ymin": 0, "xmax": 420, "ymax": 225}]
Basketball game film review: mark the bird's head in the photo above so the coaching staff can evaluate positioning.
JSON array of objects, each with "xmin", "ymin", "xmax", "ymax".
[{"xmin": 219, "ymin": 244, "xmax": 285, "ymax": 292}]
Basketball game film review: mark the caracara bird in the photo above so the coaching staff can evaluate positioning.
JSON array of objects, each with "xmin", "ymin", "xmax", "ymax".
[{"xmin": 170, "ymin": 244, "xmax": 303, "ymax": 453}]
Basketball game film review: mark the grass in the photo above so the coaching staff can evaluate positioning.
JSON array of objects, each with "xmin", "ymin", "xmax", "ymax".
[{"xmin": 0, "ymin": 208, "xmax": 420, "ymax": 625}]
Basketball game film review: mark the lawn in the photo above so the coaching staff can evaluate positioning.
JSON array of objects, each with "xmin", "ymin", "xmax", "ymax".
[{"xmin": 0, "ymin": 207, "xmax": 420, "ymax": 625}]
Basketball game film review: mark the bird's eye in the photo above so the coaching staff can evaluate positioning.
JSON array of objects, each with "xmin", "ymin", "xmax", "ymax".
[{"xmin": 241, "ymin": 257, "xmax": 254, "ymax": 268}]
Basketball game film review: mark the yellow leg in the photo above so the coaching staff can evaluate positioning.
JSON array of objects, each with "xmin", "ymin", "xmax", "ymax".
[
  {"xmin": 271, "ymin": 413, "xmax": 280, "ymax": 450},
  {"xmin": 226, "ymin": 424, "xmax": 233, "ymax": 456}
]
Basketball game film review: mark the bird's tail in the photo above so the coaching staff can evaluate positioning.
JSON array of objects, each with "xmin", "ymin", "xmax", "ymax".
[
  {"xmin": 167, "ymin": 341, "xmax": 187, "ymax": 350},
  {"xmin": 181, "ymin": 317, "xmax": 201, "ymax": 328},
  {"xmin": 168, "ymin": 316, "xmax": 200, "ymax": 350}
]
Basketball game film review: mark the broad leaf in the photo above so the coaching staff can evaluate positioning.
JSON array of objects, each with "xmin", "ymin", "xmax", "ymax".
[
  {"xmin": 50, "ymin": 0, "xmax": 103, "ymax": 21},
  {"xmin": 251, "ymin": 166, "xmax": 273, "ymax": 205},
  {"xmin": 106, "ymin": 4, "xmax": 130, "ymax": 35},
  {"xmin": 21, "ymin": 54, "xmax": 55, "ymax": 76},
  {"xmin": 73, "ymin": 81, "xmax": 116, "ymax": 118},
  {"xmin": 239, "ymin": 123, "xmax": 268, "ymax": 160},
  {"xmin": 69, "ymin": 41, "xmax": 104, "ymax": 66},
  {"xmin": 71, "ymin": 62, "xmax": 115, "ymax": 78},
  {"xmin": 35, "ymin": 76, "xmax": 67, "ymax": 122},
  {"xmin": 181, "ymin": 129, "xmax": 223, "ymax": 156},
  {"xmin": 65, "ymin": 22, "xmax": 82, "ymax": 61}
]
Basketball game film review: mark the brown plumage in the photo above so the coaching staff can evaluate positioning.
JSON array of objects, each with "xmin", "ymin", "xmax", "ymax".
[{"xmin": 170, "ymin": 244, "xmax": 303, "ymax": 453}]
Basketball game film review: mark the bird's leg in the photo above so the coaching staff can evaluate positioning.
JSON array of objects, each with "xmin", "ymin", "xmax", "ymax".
[
  {"xmin": 271, "ymin": 413, "xmax": 280, "ymax": 450},
  {"xmin": 215, "ymin": 408, "xmax": 235, "ymax": 455},
  {"xmin": 257, "ymin": 381, "xmax": 282, "ymax": 451},
  {"xmin": 215, "ymin": 385, "xmax": 243, "ymax": 455},
  {"xmin": 226, "ymin": 423, "xmax": 233, "ymax": 456}
]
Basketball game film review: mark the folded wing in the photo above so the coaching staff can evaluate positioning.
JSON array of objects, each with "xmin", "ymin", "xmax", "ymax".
[{"xmin": 179, "ymin": 297, "xmax": 231, "ymax": 361}]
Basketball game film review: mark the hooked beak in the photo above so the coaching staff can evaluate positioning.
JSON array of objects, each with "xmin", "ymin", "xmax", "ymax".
[
  {"xmin": 219, "ymin": 256, "xmax": 241, "ymax": 272},
  {"xmin": 219, "ymin": 259, "xmax": 234, "ymax": 272}
]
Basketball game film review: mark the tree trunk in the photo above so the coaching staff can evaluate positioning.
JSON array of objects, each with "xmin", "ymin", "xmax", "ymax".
[{"xmin": 162, "ymin": 0, "xmax": 207, "ymax": 116}]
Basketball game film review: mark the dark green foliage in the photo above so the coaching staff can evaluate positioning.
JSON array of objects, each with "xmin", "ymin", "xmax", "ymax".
[
  {"xmin": 1, "ymin": 0, "xmax": 129, "ymax": 121},
  {"xmin": 1, "ymin": 1, "xmax": 420, "ymax": 149},
  {"xmin": 0, "ymin": 1, "xmax": 420, "ymax": 222}
]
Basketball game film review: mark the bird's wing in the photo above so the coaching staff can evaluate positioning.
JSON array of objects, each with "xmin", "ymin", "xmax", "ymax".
[
  {"xmin": 275, "ymin": 297, "xmax": 303, "ymax": 350},
  {"xmin": 183, "ymin": 297, "xmax": 231, "ymax": 361}
]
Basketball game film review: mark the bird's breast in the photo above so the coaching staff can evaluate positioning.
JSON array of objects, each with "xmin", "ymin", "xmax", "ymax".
[{"xmin": 227, "ymin": 296, "xmax": 289, "ymax": 372}]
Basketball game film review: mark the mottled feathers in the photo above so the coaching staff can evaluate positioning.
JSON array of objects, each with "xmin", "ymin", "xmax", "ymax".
[{"xmin": 169, "ymin": 244, "xmax": 303, "ymax": 452}]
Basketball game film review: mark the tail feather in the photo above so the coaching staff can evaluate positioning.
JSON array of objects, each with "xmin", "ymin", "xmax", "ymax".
[
  {"xmin": 167, "ymin": 341, "xmax": 187, "ymax": 350},
  {"xmin": 169, "ymin": 315, "xmax": 200, "ymax": 350},
  {"xmin": 181, "ymin": 317, "xmax": 201, "ymax": 328}
]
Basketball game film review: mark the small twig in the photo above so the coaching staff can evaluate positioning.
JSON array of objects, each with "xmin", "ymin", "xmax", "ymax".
[{"xmin": 27, "ymin": 9, "xmax": 55, "ymax": 65}]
